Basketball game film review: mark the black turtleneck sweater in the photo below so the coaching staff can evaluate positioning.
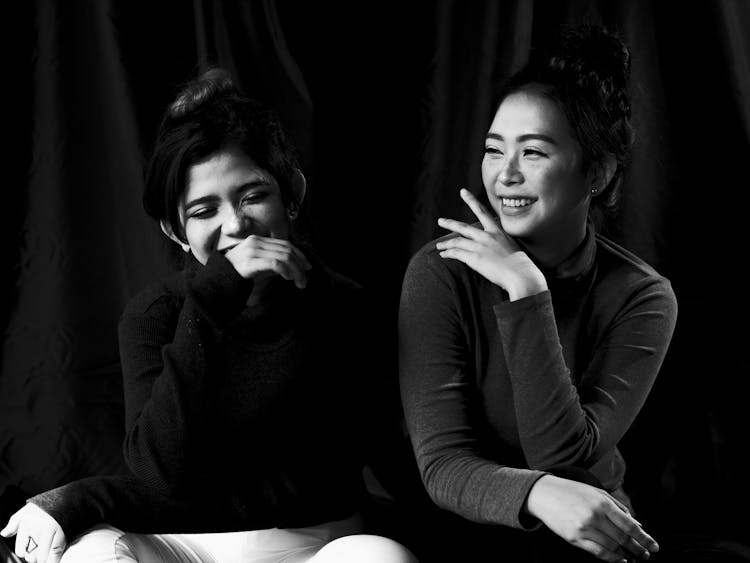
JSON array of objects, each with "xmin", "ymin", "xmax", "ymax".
[
  {"xmin": 398, "ymin": 222, "xmax": 678, "ymax": 529},
  {"xmin": 30, "ymin": 251, "xmax": 405, "ymax": 536}
]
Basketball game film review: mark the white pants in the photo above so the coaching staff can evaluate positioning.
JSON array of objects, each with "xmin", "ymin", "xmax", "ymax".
[{"xmin": 60, "ymin": 514, "xmax": 367, "ymax": 563}]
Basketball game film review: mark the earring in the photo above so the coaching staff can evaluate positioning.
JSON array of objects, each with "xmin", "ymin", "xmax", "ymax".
[
  {"xmin": 590, "ymin": 187, "xmax": 598, "ymax": 195},
  {"xmin": 288, "ymin": 204, "xmax": 298, "ymax": 219}
]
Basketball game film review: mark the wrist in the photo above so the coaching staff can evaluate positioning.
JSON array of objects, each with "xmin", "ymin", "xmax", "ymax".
[
  {"xmin": 507, "ymin": 276, "xmax": 548, "ymax": 301},
  {"xmin": 524, "ymin": 474, "xmax": 554, "ymax": 519}
]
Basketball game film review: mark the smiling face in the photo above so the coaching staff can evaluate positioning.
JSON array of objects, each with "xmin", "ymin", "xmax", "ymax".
[
  {"xmin": 173, "ymin": 146, "xmax": 291, "ymax": 265},
  {"xmin": 482, "ymin": 90, "xmax": 594, "ymax": 262}
]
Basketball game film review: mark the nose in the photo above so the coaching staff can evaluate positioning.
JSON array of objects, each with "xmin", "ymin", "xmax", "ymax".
[
  {"xmin": 221, "ymin": 206, "xmax": 252, "ymax": 238},
  {"xmin": 499, "ymin": 154, "xmax": 522, "ymax": 185}
]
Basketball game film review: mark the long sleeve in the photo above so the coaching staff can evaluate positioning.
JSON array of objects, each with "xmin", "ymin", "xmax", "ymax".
[
  {"xmin": 398, "ymin": 247, "xmax": 546, "ymax": 529},
  {"xmin": 497, "ymin": 276, "xmax": 678, "ymax": 471},
  {"xmin": 119, "ymin": 252, "xmax": 253, "ymax": 493},
  {"xmin": 28, "ymin": 475, "xmax": 276, "ymax": 538}
]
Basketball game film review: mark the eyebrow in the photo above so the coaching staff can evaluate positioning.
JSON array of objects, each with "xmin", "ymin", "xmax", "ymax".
[
  {"xmin": 184, "ymin": 179, "xmax": 271, "ymax": 211},
  {"xmin": 486, "ymin": 132, "xmax": 558, "ymax": 145}
]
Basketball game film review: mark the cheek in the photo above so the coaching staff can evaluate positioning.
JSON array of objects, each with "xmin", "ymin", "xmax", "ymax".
[
  {"xmin": 184, "ymin": 223, "xmax": 211, "ymax": 250},
  {"xmin": 481, "ymin": 158, "xmax": 494, "ymax": 188}
]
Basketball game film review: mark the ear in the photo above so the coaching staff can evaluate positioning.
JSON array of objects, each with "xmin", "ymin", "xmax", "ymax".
[
  {"xmin": 160, "ymin": 220, "xmax": 191, "ymax": 253},
  {"xmin": 590, "ymin": 155, "xmax": 617, "ymax": 195},
  {"xmin": 291, "ymin": 168, "xmax": 307, "ymax": 207}
]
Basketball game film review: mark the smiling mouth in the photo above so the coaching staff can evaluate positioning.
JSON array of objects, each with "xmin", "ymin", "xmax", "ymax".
[{"xmin": 500, "ymin": 197, "xmax": 534, "ymax": 208}]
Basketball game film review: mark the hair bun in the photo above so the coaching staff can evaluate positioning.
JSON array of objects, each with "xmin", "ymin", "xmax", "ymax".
[
  {"xmin": 537, "ymin": 24, "xmax": 631, "ymax": 119},
  {"xmin": 168, "ymin": 67, "xmax": 238, "ymax": 118}
]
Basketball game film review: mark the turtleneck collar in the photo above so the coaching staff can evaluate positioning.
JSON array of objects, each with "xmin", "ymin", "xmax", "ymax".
[{"xmin": 532, "ymin": 218, "xmax": 597, "ymax": 284}]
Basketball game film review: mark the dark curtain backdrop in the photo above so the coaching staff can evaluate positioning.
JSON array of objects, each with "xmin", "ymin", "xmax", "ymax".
[{"xmin": 2, "ymin": 0, "xmax": 749, "ymax": 548}]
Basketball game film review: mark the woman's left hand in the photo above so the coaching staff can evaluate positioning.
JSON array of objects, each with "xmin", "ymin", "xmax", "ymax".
[{"xmin": 436, "ymin": 189, "xmax": 547, "ymax": 301}]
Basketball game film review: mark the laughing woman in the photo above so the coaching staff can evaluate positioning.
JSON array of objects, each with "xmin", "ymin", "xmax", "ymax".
[
  {"xmin": 1, "ymin": 68, "xmax": 416, "ymax": 563},
  {"xmin": 399, "ymin": 25, "xmax": 677, "ymax": 562}
]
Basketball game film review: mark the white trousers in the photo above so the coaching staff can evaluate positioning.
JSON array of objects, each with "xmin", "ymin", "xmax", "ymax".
[{"xmin": 60, "ymin": 514, "xmax": 365, "ymax": 563}]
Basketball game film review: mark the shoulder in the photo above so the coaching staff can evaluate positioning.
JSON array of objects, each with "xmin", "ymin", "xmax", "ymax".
[
  {"xmin": 120, "ymin": 270, "xmax": 186, "ymax": 323},
  {"xmin": 593, "ymin": 234, "xmax": 677, "ymax": 313},
  {"xmin": 404, "ymin": 232, "xmax": 468, "ymax": 289}
]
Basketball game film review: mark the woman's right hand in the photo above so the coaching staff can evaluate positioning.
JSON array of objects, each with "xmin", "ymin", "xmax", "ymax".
[
  {"xmin": 525, "ymin": 475, "xmax": 659, "ymax": 562},
  {"xmin": 0, "ymin": 503, "xmax": 66, "ymax": 563},
  {"xmin": 224, "ymin": 235, "xmax": 312, "ymax": 289}
]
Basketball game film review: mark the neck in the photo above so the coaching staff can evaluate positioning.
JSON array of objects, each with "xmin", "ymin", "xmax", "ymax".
[{"xmin": 521, "ymin": 220, "xmax": 588, "ymax": 270}]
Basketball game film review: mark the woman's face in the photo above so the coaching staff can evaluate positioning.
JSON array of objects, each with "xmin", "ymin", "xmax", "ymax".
[
  {"xmin": 482, "ymin": 90, "xmax": 593, "ymax": 254},
  {"xmin": 178, "ymin": 146, "xmax": 290, "ymax": 265}
]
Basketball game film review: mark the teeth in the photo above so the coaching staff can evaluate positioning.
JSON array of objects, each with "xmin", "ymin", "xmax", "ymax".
[{"xmin": 501, "ymin": 198, "xmax": 533, "ymax": 207}]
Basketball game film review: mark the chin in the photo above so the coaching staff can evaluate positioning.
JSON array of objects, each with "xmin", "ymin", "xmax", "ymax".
[{"xmin": 498, "ymin": 218, "xmax": 531, "ymax": 239}]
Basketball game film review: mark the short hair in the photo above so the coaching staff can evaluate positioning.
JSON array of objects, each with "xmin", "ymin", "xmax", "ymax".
[
  {"xmin": 496, "ymin": 24, "xmax": 634, "ymax": 214},
  {"xmin": 143, "ymin": 68, "xmax": 301, "ymax": 242}
]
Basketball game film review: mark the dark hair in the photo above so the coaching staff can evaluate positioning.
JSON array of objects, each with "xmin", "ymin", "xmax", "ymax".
[
  {"xmin": 143, "ymin": 67, "xmax": 302, "ymax": 242},
  {"xmin": 496, "ymin": 24, "xmax": 633, "ymax": 214}
]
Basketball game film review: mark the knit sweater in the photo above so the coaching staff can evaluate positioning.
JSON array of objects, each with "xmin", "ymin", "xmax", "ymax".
[
  {"xmin": 31, "ymin": 250, "xmax": 400, "ymax": 537},
  {"xmin": 398, "ymin": 222, "xmax": 678, "ymax": 530}
]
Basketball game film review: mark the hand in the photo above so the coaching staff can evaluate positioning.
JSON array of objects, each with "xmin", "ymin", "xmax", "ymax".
[
  {"xmin": 435, "ymin": 189, "xmax": 547, "ymax": 300},
  {"xmin": 525, "ymin": 475, "xmax": 659, "ymax": 562},
  {"xmin": 224, "ymin": 235, "xmax": 312, "ymax": 289},
  {"xmin": 1, "ymin": 504, "xmax": 66, "ymax": 563}
]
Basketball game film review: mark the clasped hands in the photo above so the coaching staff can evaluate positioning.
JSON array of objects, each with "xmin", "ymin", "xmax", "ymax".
[{"xmin": 436, "ymin": 189, "xmax": 547, "ymax": 301}]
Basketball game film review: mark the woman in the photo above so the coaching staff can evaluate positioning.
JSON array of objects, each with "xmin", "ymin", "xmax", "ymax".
[
  {"xmin": 1, "ymin": 68, "xmax": 417, "ymax": 563},
  {"xmin": 398, "ymin": 25, "xmax": 677, "ymax": 562}
]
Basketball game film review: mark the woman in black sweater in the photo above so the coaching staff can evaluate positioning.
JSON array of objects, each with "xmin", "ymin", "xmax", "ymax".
[{"xmin": 2, "ymin": 69, "xmax": 417, "ymax": 563}]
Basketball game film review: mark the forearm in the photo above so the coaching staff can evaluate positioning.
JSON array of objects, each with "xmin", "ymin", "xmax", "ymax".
[
  {"xmin": 120, "ymin": 254, "xmax": 252, "ymax": 491},
  {"xmin": 498, "ymin": 283, "xmax": 677, "ymax": 470},
  {"xmin": 28, "ymin": 475, "xmax": 277, "ymax": 539}
]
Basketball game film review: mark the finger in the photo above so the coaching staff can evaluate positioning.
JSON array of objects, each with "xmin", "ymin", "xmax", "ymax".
[
  {"xmin": 435, "ymin": 236, "xmax": 482, "ymax": 253},
  {"xmin": 595, "ymin": 516, "xmax": 649, "ymax": 559},
  {"xmin": 606, "ymin": 510, "xmax": 658, "ymax": 555},
  {"xmin": 46, "ymin": 529, "xmax": 66, "ymax": 563},
  {"xmin": 256, "ymin": 245, "xmax": 311, "ymax": 279},
  {"xmin": 236, "ymin": 245, "xmax": 309, "ymax": 287},
  {"xmin": 47, "ymin": 532, "xmax": 66, "ymax": 563},
  {"xmin": 0, "ymin": 512, "xmax": 19, "ymax": 536},
  {"xmin": 605, "ymin": 493, "xmax": 636, "ymax": 520},
  {"xmin": 575, "ymin": 537, "xmax": 628, "ymax": 562},
  {"xmin": 245, "ymin": 236, "xmax": 312, "ymax": 270},
  {"xmin": 437, "ymin": 217, "xmax": 489, "ymax": 241},
  {"xmin": 459, "ymin": 188, "xmax": 501, "ymax": 233},
  {"xmin": 254, "ymin": 257, "xmax": 307, "ymax": 289},
  {"xmin": 437, "ymin": 247, "xmax": 475, "ymax": 265},
  {"xmin": 36, "ymin": 529, "xmax": 58, "ymax": 563},
  {"xmin": 14, "ymin": 533, "xmax": 34, "ymax": 562}
]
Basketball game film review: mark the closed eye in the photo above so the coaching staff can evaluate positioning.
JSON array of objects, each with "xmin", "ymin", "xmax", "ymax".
[
  {"xmin": 523, "ymin": 148, "xmax": 547, "ymax": 158},
  {"xmin": 188, "ymin": 207, "xmax": 216, "ymax": 219},
  {"xmin": 239, "ymin": 191, "xmax": 269, "ymax": 206}
]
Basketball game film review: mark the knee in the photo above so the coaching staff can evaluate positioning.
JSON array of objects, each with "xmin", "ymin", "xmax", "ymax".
[
  {"xmin": 313, "ymin": 534, "xmax": 419, "ymax": 562},
  {"xmin": 60, "ymin": 525, "xmax": 132, "ymax": 563}
]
